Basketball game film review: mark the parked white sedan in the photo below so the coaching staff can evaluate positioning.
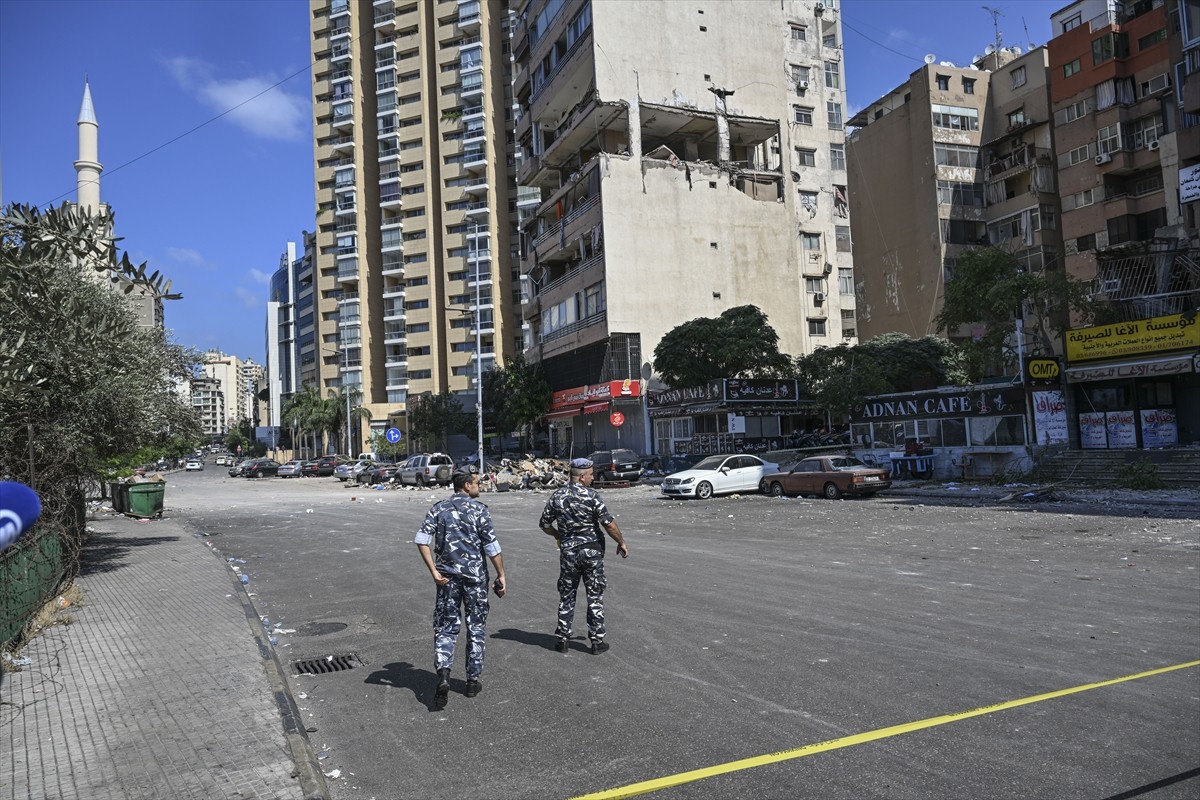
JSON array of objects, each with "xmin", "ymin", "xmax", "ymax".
[
  {"xmin": 184, "ymin": 460, "xmax": 203, "ymax": 472},
  {"xmin": 660, "ymin": 454, "xmax": 779, "ymax": 500}
]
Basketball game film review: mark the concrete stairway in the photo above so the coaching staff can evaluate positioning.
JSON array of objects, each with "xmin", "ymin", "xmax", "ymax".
[{"xmin": 1040, "ymin": 448, "xmax": 1200, "ymax": 490}]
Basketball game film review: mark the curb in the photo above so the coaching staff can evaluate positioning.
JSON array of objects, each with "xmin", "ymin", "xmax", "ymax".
[{"xmin": 215, "ymin": 549, "xmax": 331, "ymax": 800}]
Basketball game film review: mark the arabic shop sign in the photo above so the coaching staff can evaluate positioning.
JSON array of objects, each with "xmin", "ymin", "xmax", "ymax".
[
  {"xmin": 549, "ymin": 379, "xmax": 641, "ymax": 411},
  {"xmin": 1181, "ymin": 162, "xmax": 1200, "ymax": 204},
  {"xmin": 1065, "ymin": 314, "xmax": 1200, "ymax": 363},
  {"xmin": 850, "ymin": 386, "xmax": 1025, "ymax": 423},
  {"xmin": 724, "ymin": 379, "xmax": 798, "ymax": 402}
]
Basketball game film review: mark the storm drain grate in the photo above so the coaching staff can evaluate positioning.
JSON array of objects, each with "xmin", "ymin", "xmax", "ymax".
[{"xmin": 291, "ymin": 653, "xmax": 365, "ymax": 676}]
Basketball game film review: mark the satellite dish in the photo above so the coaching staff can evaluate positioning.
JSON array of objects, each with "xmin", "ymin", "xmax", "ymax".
[
  {"xmin": 1012, "ymin": 45, "xmax": 1022, "ymax": 55},
  {"xmin": 924, "ymin": 54, "xmax": 936, "ymax": 64},
  {"xmin": 985, "ymin": 44, "xmax": 996, "ymax": 54}
]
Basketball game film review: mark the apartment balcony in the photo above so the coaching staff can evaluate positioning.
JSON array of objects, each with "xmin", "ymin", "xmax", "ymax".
[
  {"xmin": 464, "ymin": 199, "xmax": 490, "ymax": 217},
  {"xmin": 385, "ymin": 366, "xmax": 408, "ymax": 390},
  {"xmin": 380, "ymin": 192, "xmax": 402, "ymax": 208},
  {"xmin": 382, "ymin": 284, "xmax": 405, "ymax": 301},
  {"xmin": 332, "ymin": 110, "xmax": 354, "ymax": 130},
  {"xmin": 330, "ymin": 0, "xmax": 350, "ymax": 18},
  {"xmin": 381, "ymin": 231, "xmax": 403, "ymax": 252},
  {"xmin": 457, "ymin": 0, "xmax": 480, "ymax": 30},
  {"xmin": 382, "ymin": 299, "xmax": 405, "ymax": 320},
  {"xmin": 522, "ymin": 249, "xmax": 605, "ymax": 321},
  {"xmin": 517, "ymin": 186, "xmax": 541, "ymax": 209},
  {"xmin": 462, "ymin": 147, "xmax": 487, "ymax": 171},
  {"xmin": 464, "ymin": 176, "xmax": 489, "ymax": 196},
  {"xmin": 538, "ymin": 311, "xmax": 608, "ymax": 357},
  {"xmin": 329, "ymin": 135, "xmax": 355, "ymax": 155},
  {"xmin": 531, "ymin": 194, "xmax": 601, "ymax": 264},
  {"xmin": 461, "ymin": 78, "xmax": 484, "ymax": 101},
  {"xmin": 1101, "ymin": 187, "xmax": 1165, "ymax": 219},
  {"xmin": 381, "ymin": 255, "xmax": 405, "ymax": 277},
  {"xmin": 331, "ymin": 43, "xmax": 351, "ymax": 62},
  {"xmin": 374, "ymin": 6, "xmax": 395, "ymax": 31},
  {"xmin": 384, "ymin": 346, "xmax": 408, "ymax": 367},
  {"xmin": 529, "ymin": 27, "xmax": 593, "ymax": 113},
  {"xmin": 383, "ymin": 320, "xmax": 406, "ymax": 344},
  {"xmin": 982, "ymin": 146, "xmax": 1052, "ymax": 182}
]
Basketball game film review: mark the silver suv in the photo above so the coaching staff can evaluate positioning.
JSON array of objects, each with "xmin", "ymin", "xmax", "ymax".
[{"xmin": 398, "ymin": 453, "xmax": 454, "ymax": 487}]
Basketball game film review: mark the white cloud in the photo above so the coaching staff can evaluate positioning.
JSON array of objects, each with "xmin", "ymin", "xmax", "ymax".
[
  {"xmin": 165, "ymin": 56, "xmax": 308, "ymax": 142},
  {"xmin": 234, "ymin": 287, "xmax": 261, "ymax": 309},
  {"xmin": 166, "ymin": 246, "xmax": 210, "ymax": 267},
  {"xmin": 248, "ymin": 268, "xmax": 272, "ymax": 284}
]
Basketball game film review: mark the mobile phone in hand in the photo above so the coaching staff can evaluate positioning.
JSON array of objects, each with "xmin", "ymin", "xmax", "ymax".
[{"xmin": 492, "ymin": 578, "xmax": 505, "ymax": 597}]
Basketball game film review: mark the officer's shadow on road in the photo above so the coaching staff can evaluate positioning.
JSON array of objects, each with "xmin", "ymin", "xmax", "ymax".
[
  {"xmin": 491, "ymin": 627, "xmax": 564, "ymax": 651},
  {"xmin": 364, "ymin": 662, "xmax": 446, "ymax": 711}
]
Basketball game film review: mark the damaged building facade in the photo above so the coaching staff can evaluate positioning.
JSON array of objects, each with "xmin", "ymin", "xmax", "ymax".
[{"xmin": 513, "ymin": 0, "xmax": 857, "ymax": 456}]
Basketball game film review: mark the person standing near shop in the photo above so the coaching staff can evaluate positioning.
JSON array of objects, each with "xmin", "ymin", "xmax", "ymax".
[
  {"xmin": 416, "ymin": 464, "xmax": 506, "ymax": 710},
  {"xmin": 539, "ymin": 457, "xmax": 628, "ymax": 654}
]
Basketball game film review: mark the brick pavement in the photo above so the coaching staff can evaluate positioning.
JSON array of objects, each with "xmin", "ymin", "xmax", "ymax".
[{"xmin": 1, "ymin": 510, "xmax": 327, "ymax": 800}]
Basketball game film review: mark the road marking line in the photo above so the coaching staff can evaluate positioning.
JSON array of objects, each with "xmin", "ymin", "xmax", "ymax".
[{"xmin": 572, "ymin": 660, "xmax": 1200, "ymax": 800}]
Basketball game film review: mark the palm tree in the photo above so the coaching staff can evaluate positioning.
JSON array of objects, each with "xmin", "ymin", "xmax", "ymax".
[
  {"xmin": 281, "ymin": 385, "xmax": 323, "ymax": 459},
  {"xmin": 327, "ymin": 386, "xmax": 372, "ymax": 455}
]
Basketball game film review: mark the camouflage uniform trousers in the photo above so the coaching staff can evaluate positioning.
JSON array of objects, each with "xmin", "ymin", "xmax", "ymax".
[
  {"xmin": 555, "ymin": 547, "xmax": 607, "ymax": 643},
  {"xmin": 433, "ymin": 575, "xmax": 490, "ymax": 679}
]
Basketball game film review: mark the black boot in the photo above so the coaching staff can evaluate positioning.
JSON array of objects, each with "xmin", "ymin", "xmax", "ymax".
[
  {"xmin": 434, "ymin": 668, "xmax": 450, "ymax": 710},
  {"xmin": 465, "ymin": 678, "xmax": 482, "ymax": 698},
  {"xmin": 591, "ymin": 640, "xmax": 609, "ymax": 655}
]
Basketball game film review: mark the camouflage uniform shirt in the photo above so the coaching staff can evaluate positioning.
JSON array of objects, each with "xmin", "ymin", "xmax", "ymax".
[
  {"xmin": 415, "ymin": 494, "xmax": 500, "ymax": 584},
  {"xmin": 539, "ymin": 483, "xmax": 614, "ymax": 552}
]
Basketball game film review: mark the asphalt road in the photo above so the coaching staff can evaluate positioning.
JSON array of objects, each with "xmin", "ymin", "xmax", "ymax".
[{"xmin": 166, "ymin": 469, "xmax": 1200, "ymax": 800}]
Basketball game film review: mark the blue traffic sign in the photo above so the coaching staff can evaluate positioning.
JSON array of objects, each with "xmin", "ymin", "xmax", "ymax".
[{"xmin": 385, "ymin": 427, "xmax": 403, "ymax": 443}]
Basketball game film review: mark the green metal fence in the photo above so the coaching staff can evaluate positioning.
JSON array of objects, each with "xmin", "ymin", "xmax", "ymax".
[{"xmin": 0, "ymin": 526, "xmax": 66, "ymax": 646}]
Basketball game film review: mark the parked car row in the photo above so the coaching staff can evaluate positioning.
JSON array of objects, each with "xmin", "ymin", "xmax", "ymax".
[{"xmin": 659, "ymin": 453, "xmax": 891, "ymax": 500}]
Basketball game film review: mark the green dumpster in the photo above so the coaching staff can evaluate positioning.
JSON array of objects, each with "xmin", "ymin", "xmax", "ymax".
[
  {"xmin": 126, "ymin": 482, "xmax": 165, "ymax": 519},
  {"xmin": 109, "ymin": 482, "xmax": 131, "ymax": 514}
]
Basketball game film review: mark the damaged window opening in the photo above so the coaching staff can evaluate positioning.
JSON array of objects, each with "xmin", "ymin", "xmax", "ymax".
[{"xmin": 638, "ymin": 103, "xmax": 782, "ymax": 200}]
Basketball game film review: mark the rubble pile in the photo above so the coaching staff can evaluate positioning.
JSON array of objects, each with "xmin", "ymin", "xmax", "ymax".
[{"xmin": 485, "ymin": 456, "xmax": 568, "ymax": 491}]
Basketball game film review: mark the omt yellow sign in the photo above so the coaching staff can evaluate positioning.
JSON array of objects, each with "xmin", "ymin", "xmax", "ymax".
[{"xmin": 1026, "ymin": 358, "xmax": 1060, "ymax": 381}]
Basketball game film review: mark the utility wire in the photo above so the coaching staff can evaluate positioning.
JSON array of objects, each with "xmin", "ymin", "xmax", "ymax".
[
  {"xmin": 41, "ymin": 21, "xmax": 374, "ymax": 208},
  {"xmin": 840, "ymin": 18, "xmax": 926, "ymax": 63}
]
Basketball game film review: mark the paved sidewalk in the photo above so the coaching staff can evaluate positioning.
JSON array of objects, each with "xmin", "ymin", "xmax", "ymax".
[{"xmin": 1, "ymin": 509, "xmax": 327, "ymax": 800}]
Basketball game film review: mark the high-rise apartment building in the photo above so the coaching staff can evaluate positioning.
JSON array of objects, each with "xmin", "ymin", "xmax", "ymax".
[
  {"xmin": 267, "ymin": 233, "xmax": 319, "ymax": 433},
  {"xmin": 513, "ymin": 0, "xmax": 857, "ymax": 456},
  {"xmin": 307, "ymin": 0, "xmax": 519, "ymax": 455},
  {"xmin": 200, "ymin": 350, "xmax": 254, "ymax": 434}
]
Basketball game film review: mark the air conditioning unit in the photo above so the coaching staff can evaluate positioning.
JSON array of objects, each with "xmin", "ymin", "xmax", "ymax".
[
  {"xmin": 813, "ymin": 291, "xmax": 826, "ymax": 303},
  {"xmin": 823, "ymin": 262, "xmax": 833, "ymax": 275},
  {"xmin": 1095, "ymin": 153, "xmax": 1113, "ymax": 165},
  {"xmin": 797, "ymin": 79, "xmax": 810, "ymax": 90},
  {"xmin": 1147, "ymin": 140, "xmax": 1160, "ymax": 151}
]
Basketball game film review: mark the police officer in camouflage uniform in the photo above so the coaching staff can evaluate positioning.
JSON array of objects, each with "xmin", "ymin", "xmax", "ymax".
[
  {"xmin": 416, "ymin": 464, "xmax": 506, "ymax": 709},
  {"xmin": 539, "ymin": 457, "xmax": 628, "ymax": 654}
]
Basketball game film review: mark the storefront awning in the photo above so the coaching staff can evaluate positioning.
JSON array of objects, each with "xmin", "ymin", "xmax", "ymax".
[
  {"xmin": 1065, "ymin": 353, "xmax": 1198, "ymax": 383},
  {"xmin": 544, "ymin": 408, "xmax": 580, "ymax": 421},
  {"xmin": 582, "ymin": 401, "xmax": 609, "ymax": 415}
]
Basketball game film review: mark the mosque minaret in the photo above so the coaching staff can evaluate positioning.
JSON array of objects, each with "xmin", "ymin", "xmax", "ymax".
[{"xmin": 74, "ymin": 81, "xmax": 103, "ymax": 216}]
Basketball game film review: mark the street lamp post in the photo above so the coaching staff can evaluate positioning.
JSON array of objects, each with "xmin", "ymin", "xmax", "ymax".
[
  {"xmin": 472, "ymin": 222, "xmax": 484, "ymax": 472},
  {"xmin": 322, "ymin": 346, "xmax": 353, "ymax": 456}
]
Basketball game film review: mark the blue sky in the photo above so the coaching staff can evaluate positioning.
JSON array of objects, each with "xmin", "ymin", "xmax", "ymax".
[{"xmin": 0, "ymin": 0, "xmax": 1064, "ymax": 367}]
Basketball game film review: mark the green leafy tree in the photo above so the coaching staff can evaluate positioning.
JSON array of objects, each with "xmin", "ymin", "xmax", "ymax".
[
  {"xmin": 482, "ymin": 354, "xmax": 552, "ymax": 454},
  {"xmin": 365, "ymin": 430, "xmax": 406, "ymax": 461},
  {"xmin": 794, "ymin": 333, "xmax": 968, "ymax": 417},
  {"xmin": 934, "ymin": 247, "xmax": 1101, "ymax": 381},
  {"xmin": 0, "ymin": 202, "xmax": 195, "ymax": 571},
  {"xmin": 408, "ymin": 391, "xmax": 471, "ymax": 453},
  {"xmin": 653, "ymin": 305, "xmax": 792, "ymax": 387}
]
